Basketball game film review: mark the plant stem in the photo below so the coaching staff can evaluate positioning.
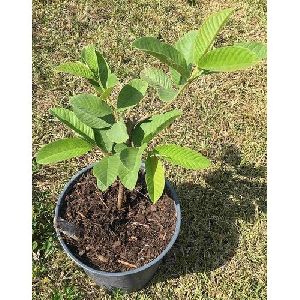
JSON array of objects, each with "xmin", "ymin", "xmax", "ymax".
[{"xmin": 117, "ymin": 181, "xmax": 124, "ymax": 210}]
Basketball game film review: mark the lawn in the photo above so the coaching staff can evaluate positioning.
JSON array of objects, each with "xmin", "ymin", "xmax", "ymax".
[{"xmin": 32, "ymin": 0, "xmax": 267, "ymax": 299}]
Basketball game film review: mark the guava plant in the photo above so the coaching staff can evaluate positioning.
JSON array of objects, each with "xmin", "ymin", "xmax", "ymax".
[{"xmin": 36, "ymin": 8, "xmax": 266, "ymax": 209}]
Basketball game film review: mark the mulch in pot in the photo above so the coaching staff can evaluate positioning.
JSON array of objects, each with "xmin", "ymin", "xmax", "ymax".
[{"xmin": 59, "ymin": 170, "xmax": 177, "ymax": 272}]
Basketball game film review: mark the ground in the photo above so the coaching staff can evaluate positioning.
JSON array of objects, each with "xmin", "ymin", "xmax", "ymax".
[{"xmin": 32, "ymin": 0, "xmax": 267, "ymax": 299}]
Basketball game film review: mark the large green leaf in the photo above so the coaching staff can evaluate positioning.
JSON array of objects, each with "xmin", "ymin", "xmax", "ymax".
[
  {"xmin": 235, "ymin": 42, "xmax": 267, "ymax": 60},
  {"xmin": 140, "ymin": 68, "xmax": 178, "ymax": 102},
  {"xmin": 92, "ymin": 154, "xmax": 120, "ymax": 191},
  {"xmin": 154, "ymin": 144, "xmax": 211, "ymax": 170},
  {"xmin": 194, "ymin": 8, "xmax": 234, "ymax": 66},
  {"xmin": 93, "ymin": 128, "xmax": 114, "ymax": 153},
  {"xmin": 198, "ymin": 46, "xmax": 258, "ymax": 72},
  {"xmin": 133, "ymin": 37, "xmax": 189, "ymax": 78},
  {"xmin": 118, "ymin": 146, "xmax": 146, "ymax": 190},
  {"xmin": 50, "ymin": 108, "xmax": 95, "ymax": 144},
  {"xmin": 145, "ymin": 155, "xmax": 165, "ymax": 204},
  {"xmin": 55, "ymin": 61, "xmax": 94, "ymax": 79},
  {"xmin": 117, "ymin": 79, "xmax": 148, "ymax": 110},
  {"xmin": 106, "ymin": 119, "xmax": 129, "ymax": 144},
  {"xmin": 36, "ymin": 138, "xmax": 92, "ymax": 165},
  {"xmin": 70, "ymin": 94, "xmax": 114, "ymax": 129},
  {"xmin": 132, "ymin": 109, "xmax": 182, "ymax": 146}
]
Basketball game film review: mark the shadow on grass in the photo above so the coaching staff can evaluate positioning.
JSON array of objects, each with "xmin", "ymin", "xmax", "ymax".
[{"xmin": 150, "ymin": 145, "xmax": 267, "ymax": 284}]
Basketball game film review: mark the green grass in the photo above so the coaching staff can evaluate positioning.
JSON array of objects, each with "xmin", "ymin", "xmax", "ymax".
[{"xmin": 32, "ymin": 0, "xmax": 266, "ymax": 299}]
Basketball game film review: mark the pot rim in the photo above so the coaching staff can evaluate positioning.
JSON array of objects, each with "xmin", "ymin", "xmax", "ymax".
[{"xmin": 54, "ymin": 163, "xmax": 181, "ymax": 277}]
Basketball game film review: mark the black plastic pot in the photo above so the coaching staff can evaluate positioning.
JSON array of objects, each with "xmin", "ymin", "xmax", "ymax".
[{"xmin": 54, "ymin": 163, "xmax": 181, "ymax": 292}]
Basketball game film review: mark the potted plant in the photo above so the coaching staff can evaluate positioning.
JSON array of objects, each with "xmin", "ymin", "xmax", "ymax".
[{"xmin": 36, "ymin": 8, "xmax": 266, "ymax": 292}]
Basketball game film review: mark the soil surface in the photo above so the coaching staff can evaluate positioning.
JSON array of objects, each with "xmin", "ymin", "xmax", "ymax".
[{"xmin": 59, "ymin": 170, "xmax": 177, "ymax": 272}]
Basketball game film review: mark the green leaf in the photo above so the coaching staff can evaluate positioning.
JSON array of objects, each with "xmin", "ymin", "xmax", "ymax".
[
  {"xmin": 81, "ymin": 45, "xmax": 112, "ymax": 89},
  {"xmin": 119, "ymin": 147, "xmax": 139, "ymax": 170},
  {"xmin": 50, "ymin": 108, "xmax": 95, "ymax": 144},
  {"xmin": 235, "ymin": 42, "xmax": 267, "ymax": 60},
  {"xmin": 101, "ymin": 73, "xmax": 119, "ymax": 99},
  {"xmin": 113, "ymin": 143, "xmax": 128, "ymax": 153},
  {"xmin": 117, "ymin": 79, "xmax": 148, "ymax": 110},
  {"xmin": 154, "ymin": 144, "xmax": 211, "ymax": 170},
  {"xmin": 94, "ymin": 73, "xmax": 119, "ymax": 100},
  {"xmin": 70, "ymin": 94, "xmax": 114, "ymax": 129},
  {"xmin": 145, "ymin": 155, "xmax": 165, "ymax": 204},
  {"xmin": 93, "ymin": 128, "xmax": 114, "ymax": 152},
  {"xmin": 140, "ymin": 68, "xmax": 178, "ymax": 102},
  {"xmin": 106, "ymin": 119, "xmax": 129, "ymax": 144},
  {"xmin": 194, "ymin": 8, "xmax": 234, "ymax": 66},
  {"xmin": 175, "ymin": 30, "xmax": 198, "ymax": 65},
  {"xmin": 95, "ymin": 50, "xmax": 110, "ymax": 88},
  {"xmin": 81, "ymin": 45, "xmax": 99, "ymax": 76},
  {"xmin": 133, "ymin": 37, "xmax": 189, "ymax": 78},
  {"xmin": 93, "ymin": 155, "xmax": 120, "ymax": 191},
  {"xmin": 170, "ymin": 68, "xmax": 183, "ymax": 86},
  {"xmin": 118, "ymin": 146, "xmax": 146, "ymax": 190},
  {"xmin": 132, "ymin": 109, "xmax": 182, "ymax": 146},
  {"xmin": 55, "ymin": 61, "xmax": 94, "ymax": 79},
  {"xmin": 170, "ymin": 30, "xmax": 198, "ymax": 85},
  {"xmin": 107, "ymin": 73, "xmax": 118, "ymax": 88},
  {"xmin": 36, "ymin": 138, "xmax": 92, "ymax": 165},
  {"xmin": 88, "ymin": 79, "xmax": 104, "ymax": 94},
  {"xmin": 198, "ymin": 46, "xmax": 258, "ymax": 72}
]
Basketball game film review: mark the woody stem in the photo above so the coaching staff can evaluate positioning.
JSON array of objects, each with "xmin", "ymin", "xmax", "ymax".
[{"xmin": 117, "ymin": 181, "xmax": 124, "ymax": 210}]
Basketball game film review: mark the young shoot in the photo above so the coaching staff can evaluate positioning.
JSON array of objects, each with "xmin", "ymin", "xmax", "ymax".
[{"xmin": 36, "ymin": 8, "xmax": 266, "ymax": 209}]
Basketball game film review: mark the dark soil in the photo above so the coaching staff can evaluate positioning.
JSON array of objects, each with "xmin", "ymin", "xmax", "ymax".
[{"xmin": 59, "ymin": 170, "xmax": 177, "ymax": 272}]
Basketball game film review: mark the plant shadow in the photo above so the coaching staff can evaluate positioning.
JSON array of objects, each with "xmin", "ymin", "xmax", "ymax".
[{"xmin": 150, "ymin": 145, "xmax": 267, "ymax": 284}]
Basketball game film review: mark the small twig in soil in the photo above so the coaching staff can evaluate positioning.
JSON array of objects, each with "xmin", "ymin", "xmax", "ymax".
[
  {"xmin": 77, "ymin": 211, "xmax": 86, "ymax": 219},
  {"xmin": 137, "ymin": 244, "xmax": 150, "ymax": 256},
  {"xmin": 98, "ymin": 196, "xmax": 108, "ymax": 209},
  {"xmin": 117, "ymin": 259, "xmax": 137, "ymax": 269},
  {"xmin": 97, "ymin": 255, "xmax": 109, "ymax": 263},
  {"xmin": 160, "ymin": 232, "xmax": 167, "ymax": 240},
  {"xmin": 131, "ymin": 222, "xmax": 150, "ymax": 228}
]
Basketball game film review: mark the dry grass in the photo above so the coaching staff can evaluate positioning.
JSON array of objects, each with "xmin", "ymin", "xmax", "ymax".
[{"xmin": 32, "ymin": 0, "xmax": 267, "ymax": 299}]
